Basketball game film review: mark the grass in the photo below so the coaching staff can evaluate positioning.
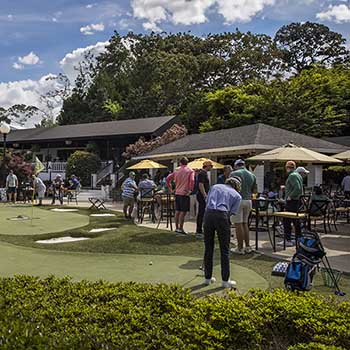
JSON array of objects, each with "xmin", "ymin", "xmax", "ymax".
[{"xmin": 0, "ymin": 205, "xmax": 348, "ymax": 297}]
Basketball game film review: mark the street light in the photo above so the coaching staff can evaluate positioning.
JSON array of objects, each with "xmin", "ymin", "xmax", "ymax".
[
  {"xmin": 0, "ymin": 122, "xmax": 11, "ymax": 157},
  {"xmin": 0, "ymin": 122, "xmax": 11, "ymax": 186}
]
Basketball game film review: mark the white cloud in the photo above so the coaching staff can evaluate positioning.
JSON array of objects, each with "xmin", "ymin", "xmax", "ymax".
[
  {"xmin": 316, "ymin": 4, "xmax": 350, "ymax": 23},
  {"xmin": 80, "ymin": 22, "xmax": 105, "ymax": 35},
  {"xmin": 142, "ymin": 21, "xmax": 162, "ymax": 32},
  {"xmin": 0, "ymin": 75, "xmax": 63, "ymax": 127},
  {"xmin": 12, "ymin": 63, "xmax": 24, "ymax": 70},
  {"xmin": 18, "ymin": 52, "xmax": 41, "ymax": 65},
  {"xmin": 59, "ymin": 41, "xmax": 109, "ymax": 83},
  {"xmin": 7, "ymin": 14, "xmax": 13, "ymax": 21},
  {"xmin": 217, "ymin": 0, "xmax": 276, "ymax": 24},
  {"xmin": 131, "ymin": 0, "xmax": 275, "ymax": 29},
  {"xmin": 86, "ymin": 3, "xmax": 97, "ymax": 9}
]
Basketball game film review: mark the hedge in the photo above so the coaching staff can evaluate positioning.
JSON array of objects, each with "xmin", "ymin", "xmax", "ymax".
[
  {"xmin": 0, "ymin": 276, "xmax": 349, "ymax": 350},
  {"xmin": 66, "ymin": 151, "xmax": 101, "ymax": 186}
]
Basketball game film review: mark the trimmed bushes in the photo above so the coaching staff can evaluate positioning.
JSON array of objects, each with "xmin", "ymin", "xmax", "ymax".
[
  {"xmin": 0, "ymin": 276, "xmax": 349, "ymax": 349},
  {"xmin": 66, "ymin": 151, "xmax": 101, "ymax": 186}
]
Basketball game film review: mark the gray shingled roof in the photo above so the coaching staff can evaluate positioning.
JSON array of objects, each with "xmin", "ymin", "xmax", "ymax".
[
  {"xmin": 5, "ymin": 116, "xmax": 178, "ymax": 143},
  {"xmin": 143, "ymin": 123, "xmax": 347, "ymax": 158},
  {"xmin": 324, "ymin": 136, "xmax": 350, "ymax": 148}
]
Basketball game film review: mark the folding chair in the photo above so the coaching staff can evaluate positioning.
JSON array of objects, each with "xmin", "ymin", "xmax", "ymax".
[{"xmin": 88, "ymin": 197, "xmax": 106, "ymax": 210}]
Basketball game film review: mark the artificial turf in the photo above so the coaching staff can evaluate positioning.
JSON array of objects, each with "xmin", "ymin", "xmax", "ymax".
[{"xmin": 0, "ymin": 205, "xmax": 348, "ymax": 297}]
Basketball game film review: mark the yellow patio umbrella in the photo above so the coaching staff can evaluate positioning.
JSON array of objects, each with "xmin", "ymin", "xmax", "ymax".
[
  {"xmin": 333, "ymin": 150, "xmax": 350, "ymax": 162},
  {"xmin": 127, "ymin": 159, "xmax": 167, "ymax": 170},
  {"xmin": 247, "ymin": 144, "xmax": 343, "ymax": 164},
  {"xmin": 187, "ymin": 158, "xmax": 224, "ymax": 170}
]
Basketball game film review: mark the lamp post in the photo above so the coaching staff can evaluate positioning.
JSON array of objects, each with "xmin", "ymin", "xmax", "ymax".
[
  {"xmin": 0, "ymin": 121, "xmax": 11, "ymax": 158},
  {"xmin": 0, "ymin": 122, "xmax": 11, "ymax": 186}
]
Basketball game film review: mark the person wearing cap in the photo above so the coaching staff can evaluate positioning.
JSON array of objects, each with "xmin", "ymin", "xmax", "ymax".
[
  {"xmin": 230, "ymin": 159, "xmax": 257, "ymax": 254},
  {"xmin": 196, "ymin": 160, "xmax": 213, "ymax": 238},
  {"xmin": 51, "ymin": 174, "xmax": 64, "ymax": 205},
  {"xmin": 121, "ymin": 171, "xmax": 138, "ymax": 219},
  {"xmin": 280, "ymin": 160, "xmax": 304, "ymax": 247},
  {"xmin": 203, "ymin": 176, "xmax": 242, "ymax": 288},
  {"xmin": 166, "ymin": 157, "xmax": 195, "ymax": 234},
  {"xmin": 295, "ymin": 167, "xmax": 310, "ymax": 179}
]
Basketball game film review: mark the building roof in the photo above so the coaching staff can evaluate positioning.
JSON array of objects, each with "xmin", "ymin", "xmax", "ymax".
[
  {"xmin": 4, "ymin": 116, "xmax": 178, "ymax": 143},
  {"xmin": 140, "ymin": 123, "xmax": 347, "ymax": 159},
  {"xmin": 324, "ymin": 136, "xmax": 350, "ymax": 148}
]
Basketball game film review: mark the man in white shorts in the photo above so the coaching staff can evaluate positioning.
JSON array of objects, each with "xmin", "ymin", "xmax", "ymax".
[{"xmin": 230, "ymin": 159, "xmax": 257, "ymax": 254}]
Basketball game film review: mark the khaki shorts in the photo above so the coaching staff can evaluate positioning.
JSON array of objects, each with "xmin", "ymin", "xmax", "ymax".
[
  {"xmin": 231, "ymin": 200, "xmax": 252, "ymax": 224},
  {"xmin": 123, "ymin": 196, "xmax": 135, "ymax": 207}
]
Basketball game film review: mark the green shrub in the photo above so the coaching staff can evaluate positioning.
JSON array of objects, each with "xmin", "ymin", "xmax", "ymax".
[
  {"xmin": 66, "ymin": 151, "xmax": 101, "ymax": 186},
  {"xmin": 0, "ymin": 276, "xmax": 349, "ymax": 350}
]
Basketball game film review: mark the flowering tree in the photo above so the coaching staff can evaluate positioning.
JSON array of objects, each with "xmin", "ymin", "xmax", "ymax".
[{"xmin": 122, "ymin": 124, "xmax": 188, "ymax": 159}]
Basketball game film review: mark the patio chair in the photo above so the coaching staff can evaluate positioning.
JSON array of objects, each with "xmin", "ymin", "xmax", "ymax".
[
  {"xmin": 308, "ymin": 199, "xmax": 330, "ymax": 233},
  {"xmin": 250, "ymin": 198, "xmax": 277, "ymax": 251},
  {"xmin": 137, "ymin": 189, "xmax": 156, "ymax": 223},
  {"xmin": 272, "ymin": 195, "xmax": 311, "ymax": 250},
  {"xmin": 334, "ymin": 197, "xmax": 350, "ymax": 224},
  {"xmin": 67, "ymin": 184, "xmax": 81, "ymax": 205},
  {"xmin": 156, "ymin": 194, "xmax": 175, "ymax": 231}
]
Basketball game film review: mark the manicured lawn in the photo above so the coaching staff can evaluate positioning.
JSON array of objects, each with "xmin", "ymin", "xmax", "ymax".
[{"xmin": 0, "ymin": 205, "xmax": 348, "ymax": 297}]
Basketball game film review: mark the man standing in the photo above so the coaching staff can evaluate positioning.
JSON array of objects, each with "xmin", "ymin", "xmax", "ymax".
[
  {"xmin": 6, "ymin": 170, "xmax": 18, "ymax": 203},
  {"xmin": 217, "ymin": 165, "xmax": 233, "ymax": 184},
  {"xmin": 167, "ymin": 157, "xmax": 195, "ymax": 234},
  {"xmin": 121, "ymin": 171, "xmax": 138, "ymax": 219},
  {"xmin": 230, "ymin": 159, "xmax": 257, "ymax": 254},
  {"xmin": 341, "ymin": 171, "xmax": 350, "ymax": 199},
  {"xmin": 203, "ymin": 177, "xmax": 242, "ymax": 288},
  {"xmin": 32, "ymin": 175, "xmax": 46, "ymax": 206},
  {"xmin": 196, "ymin": 160, "xmax": 213, "ymax": 238},
  {"xmin": 280, "ymin": 161, "xmax": 304, "ymax": 247}
]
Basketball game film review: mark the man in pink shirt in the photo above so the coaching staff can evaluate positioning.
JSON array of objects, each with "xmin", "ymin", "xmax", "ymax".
[{"xmin": 166, "ymin": 157, "xmax": 195, "ymax": 234}]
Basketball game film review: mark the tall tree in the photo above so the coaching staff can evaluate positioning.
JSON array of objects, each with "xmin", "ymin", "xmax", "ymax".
[{"xmin": 275, "ymin": 22, "xmax": 349, "ymax": 73}]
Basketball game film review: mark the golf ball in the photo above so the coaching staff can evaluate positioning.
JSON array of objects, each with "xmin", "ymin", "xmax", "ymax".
[{"xmin": 149, "ymin": 261, "xmax": 153, "ymax": 265}]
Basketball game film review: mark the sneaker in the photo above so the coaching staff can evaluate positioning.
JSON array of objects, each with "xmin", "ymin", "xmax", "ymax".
[
  {"xmin": 285, "ymin": 240, "xmax": 295, "ymax": 247},
  {"xmin": 176, "ymin": 229, "xmax": 187, "ymax": 235},
  {"xmin": 245, "ymin": 246, "xmax": 253, "ymax": 254},
  {"xmin": 204, "ymin": 277, "xmax": 216, "ymax": 285},
  {"xmin": 196, "ymin": 233, "xmax": 204, "ymax": 240},
  {"xmin": 222, "ymin": 280, "xmax": 237, "ymax": 288},
  {"xmin": 230, "ymin": 247, "xmax": 245, "ymax": 255},
  {"xmin": 175, "ymin": 229, "xmax": 182, "ymax": 233}
]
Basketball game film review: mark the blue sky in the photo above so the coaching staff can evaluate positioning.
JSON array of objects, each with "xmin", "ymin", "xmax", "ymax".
[{"xmin": 0, "ymin": 0, "xmax": 349, "ymax": 120}]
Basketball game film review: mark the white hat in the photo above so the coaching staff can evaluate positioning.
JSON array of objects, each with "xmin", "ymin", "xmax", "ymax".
[
  {"xmin": 234, "ymin": 159, "xmax": 245, "ymax": 167},
  {"xmin": 295, "ymin": 167, "xmax": 310, "ymax": 174}
]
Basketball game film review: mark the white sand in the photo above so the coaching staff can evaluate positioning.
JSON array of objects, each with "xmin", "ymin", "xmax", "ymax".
[
  {"xmin": 36, "ymin": 236, "xmax": 90, "ymax": 244},
  {"xmin": 90, "ymin": 213, "xmax": 115, "ymax": 217},
  {"xmin": 51, "ymin": 209, "xmax": 79, "ymax": 212},
  {"xmin": 89, "ymin": 228, "xmax": 117, "ymax": 233}
]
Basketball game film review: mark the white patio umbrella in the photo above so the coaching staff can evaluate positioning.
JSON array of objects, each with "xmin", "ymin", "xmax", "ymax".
[{"xmin": 247, "ymin": 144, "xmax": 343, "ymax": 164}]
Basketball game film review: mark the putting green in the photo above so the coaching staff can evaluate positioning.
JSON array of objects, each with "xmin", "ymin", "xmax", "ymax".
[
  {"xmin": 0, "ymin": 205, "xmax": 89, "ymax": 235},
  {"xmin": 0, "ymin": 242, "xmax": 268, "ymax": 293}
]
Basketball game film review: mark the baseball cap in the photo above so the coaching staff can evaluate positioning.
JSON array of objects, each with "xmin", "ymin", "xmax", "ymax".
[
  {"xmin": 285, "ymin": 161, "xmax": 296, "ymax": 168},
  {"xmin": 295, "ymin": 167, "xmax": 310, "ymax": 174},
  {"xmin": 203, "ymin": 160, "xmax": 213, "ymax": 167},
  {"xmin": 129, "ymin": 171, "xmax": 136, "ymax": 176},
  {"xmin": 234, "ymin": 159, "xmax": 245, "ymax": 167}
]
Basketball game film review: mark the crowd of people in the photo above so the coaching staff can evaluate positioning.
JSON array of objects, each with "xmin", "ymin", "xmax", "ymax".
[
  {"xmin": 121, "ymin": 157, "xmax": 350, "ymax": 288},
  {"xmin": 2, "ymin": 171, "xmax": 81, "ymax": 205}
]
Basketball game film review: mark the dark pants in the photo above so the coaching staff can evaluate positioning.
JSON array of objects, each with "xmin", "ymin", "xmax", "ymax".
[
  {"xmin": 283, "ymin": 199, "xmax": 301, "ymax": 241},
  {"xmin": 196, "ymin": 194, "xmax": 206, "ymax": 234},
  {"xmin": 203, "ymin": 210, "xmax": 231, "ymax": 282}
]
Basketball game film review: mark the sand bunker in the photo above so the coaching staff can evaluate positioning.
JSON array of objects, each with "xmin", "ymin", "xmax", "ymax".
[
  {"xmin": 36, "ymin": 236, "xmax": 90, "ymax": 244},
  {"xmin": 89, "ymin": 228, "xmax": 117, "ymax": 233},
  {"xmin": 90, "ymin": 214, "xmax": 115, "ymax": 217},
  {"xmin": 51, "ymin": 209, "xmax": 79, "ymax": 212}
]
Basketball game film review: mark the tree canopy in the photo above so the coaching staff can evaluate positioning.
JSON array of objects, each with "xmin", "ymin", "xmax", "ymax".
[{"xmin": 56, "ymin": 23, "xmax": 349, "ymax": 138}]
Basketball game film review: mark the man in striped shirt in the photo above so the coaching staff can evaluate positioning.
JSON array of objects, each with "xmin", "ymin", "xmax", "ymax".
[
  {"xmin": 122, "ymin": 172, "xmax": 138, "ymax": 219},
  {"xmin": 167, "ymin": 157, "xmax": 195, "ymax": 234}
]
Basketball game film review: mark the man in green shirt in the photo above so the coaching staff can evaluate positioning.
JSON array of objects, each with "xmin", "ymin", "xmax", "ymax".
[
  {"xmin": 230, "ymin": 159, "xmax": 257, "ymax": 254},
  {"xmin": 281, "ymin": 160, "xmax": 304, "ymax": 247}
]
